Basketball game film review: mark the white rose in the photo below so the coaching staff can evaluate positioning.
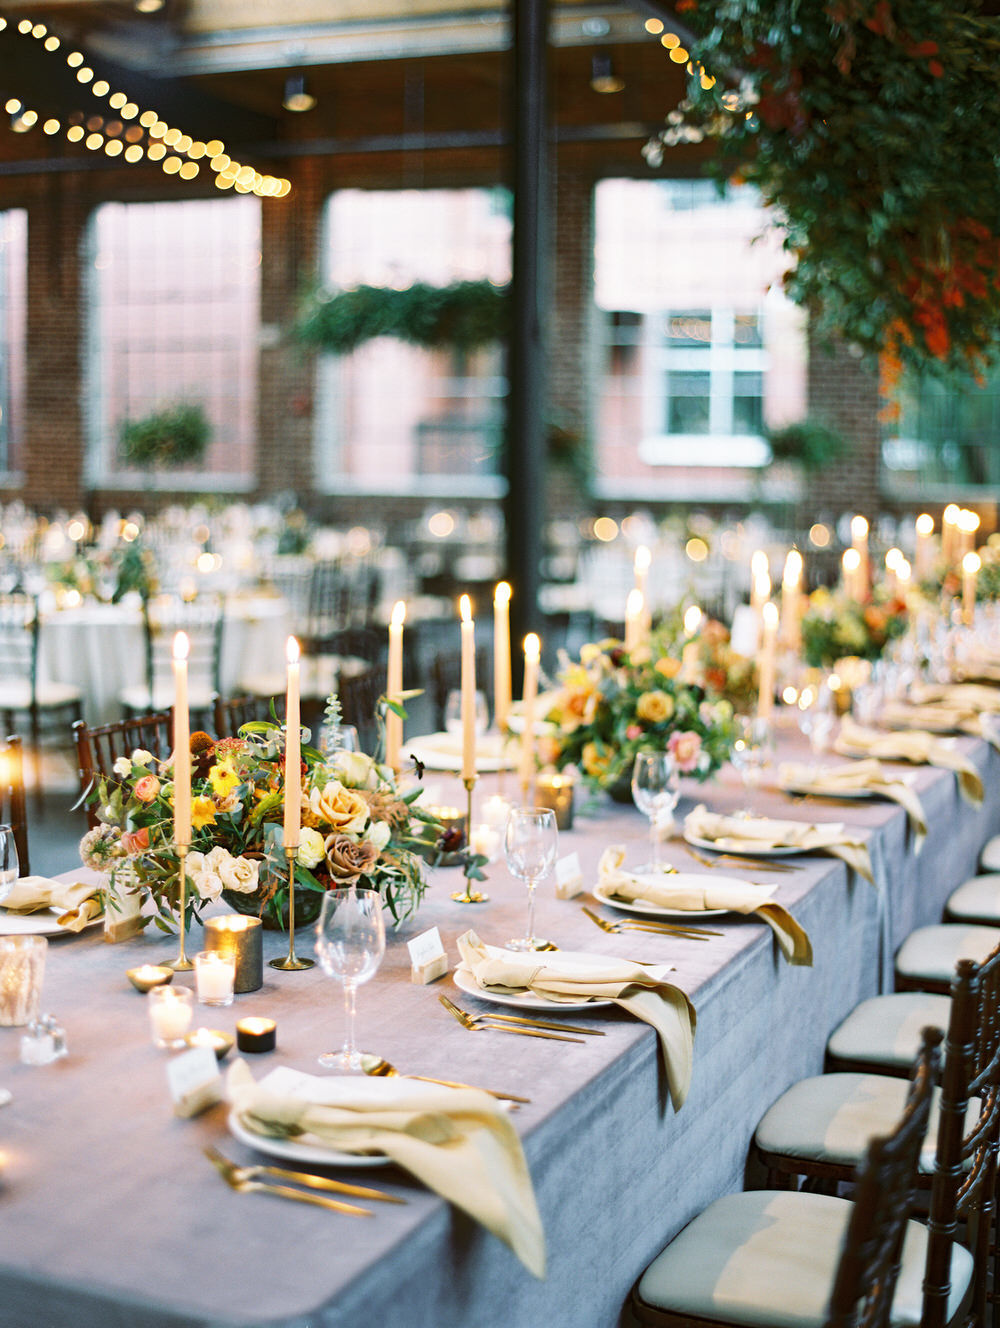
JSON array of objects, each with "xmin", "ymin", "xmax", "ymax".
[
  {"xmin": 132, "ymin": 749, "xmax": 153, "ymax": 767},
  {"xmin": 186, "ymin": 850, "xmax": 207, "ymax": 875},
  {"xmin": 297, "ymin": 827, "xmax": 327, "ymax": 869},
  {"xmin": 365, "ymin": 820, "xmax": 391, "ymax": 852},
  {"xmin": 218, "ymin": 855, "xmax": 259, "ymax": 894},
  {"xmin": 192, "ymin": 868, "xmax": 223, "ymax": 902},
  {"xmin": 333, "ymin": 751, "xmax": 378, "ymax": 789},
  {"xmin": 113, "ymin": 756, "xmax": 132, "ymax": 778}
]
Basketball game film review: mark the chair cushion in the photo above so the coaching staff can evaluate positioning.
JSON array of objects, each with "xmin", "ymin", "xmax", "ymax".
[
  {"xmin": 826, "ymin": 992, "xmax": 952, "ymax": 1072},
  {"xmin": 945, "ymin": 874, "xmax": 1000, "ymax": 924},
  {"xmin": 755, "ymin": 1073, "xmax": 979, "ymax": 1174},
  {"xmin": 0, "ymin": 679, "xmax": 81, "ymax": 709},
  {"xmin": 636, "ymin": 1189, "xmax": 972, "ymax": 1328},
  {"xmin": 120, "ymin": 684, "xmax": 214, "ymax": 713},
  {"xmin": 979, "ymin": 834, "xmax": 1000, "ymax": 872},
  {"xmin": 895, "ymin": 923, "xmax": 1000, "ymax": 986}
]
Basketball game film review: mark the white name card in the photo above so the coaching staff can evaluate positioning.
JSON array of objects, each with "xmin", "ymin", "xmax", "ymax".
[
  {"xmin": 407, "ymin": 926, "xmax": 448, "ymax": 985},
  {"xmin": 166, "ymin": 1046, "xmax": 222, "ymax": 1118},
  {"xmin": 554, "ymin": 851, "xmax": 584, "ymax": 899}
]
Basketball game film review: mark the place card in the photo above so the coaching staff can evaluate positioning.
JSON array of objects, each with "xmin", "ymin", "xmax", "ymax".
[
  {"xmin": 554, "ymin": 852, "xmax": 584, "ymax": 899},
  {"xmin": 407, "ymin": 926, "xmax": 448, "ymax": 985},
  {"xmin": 166, "ymin": 1045, "xmax": 222, "ymax": 1118}
]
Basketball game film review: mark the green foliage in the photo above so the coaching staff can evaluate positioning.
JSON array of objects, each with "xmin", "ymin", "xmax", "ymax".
[
  {"xmin": 119, "ymin": 403, "xmax": 211, "ymax": 470},
  {"xmin": 765, "ymin": 419, "xmax": 849, "ymax": 473},
  {"xmin": 653, "ymin": 0, "xmax": 1000, "ymax": 380},
  {"xmin": 296, "ymin": 280, "xmax": 508, "ymax": 354}
]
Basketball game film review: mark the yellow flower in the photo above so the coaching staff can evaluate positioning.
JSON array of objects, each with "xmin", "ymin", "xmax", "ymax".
[
  {"xmin": 191, "ymin": 796, "xmax": 217, "ymax": 830},
  {"xmin": 579, "ymin": 643, "xmax": 601, "ymax": 665},
  {"xmin": 655, "ymin": 657, "xmax": 682, "ymax": 679},
  {"xmin": 636, "ymin": 690, "xmax": 674, "ymax": 723},
  {"xmin": 208, "ymin": 760, "xmax": 240, "ymax": 799},
  {"xmin": 581, "ymin": 742, "xmax": 612, "ymax": 778},
  {"xmin": 308, "ymin": 780, "xmax": 369, "ymax": 836}
]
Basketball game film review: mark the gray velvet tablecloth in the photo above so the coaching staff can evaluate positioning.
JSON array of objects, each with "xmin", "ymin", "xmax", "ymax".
[{"xmin": 1, "ymin": 726, "xmax": 997, "ymax": 1328}]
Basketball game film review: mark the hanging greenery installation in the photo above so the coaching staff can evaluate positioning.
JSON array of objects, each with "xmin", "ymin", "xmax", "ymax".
[{"xmin": 295, "ymin": 280, "xmax": 508, "ymax": 355}]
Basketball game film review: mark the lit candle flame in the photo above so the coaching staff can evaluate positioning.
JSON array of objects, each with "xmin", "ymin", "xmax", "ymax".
[
  {"xmin": 524, "ymin": 632, "xmax": 541, "ymax": 662},
  {"xmin": 391, "ymin": 600, "xmax": 406, "ymax": 627},
  {"xmin": 173, "ymin": 631, "xmax": 189, "ymax": 662},
  {"xmin": 494, "ymin": 581, "xmax": 511, "ymax": 607},
  {"xmin": 915, "ymin": 513, "xmax": 934, "ymax": 537},
  {"xmin": 286, "ymin": 635, "xmax": 299, "ymax": 664},
  {"xmin": 459, "ymin": 594, "xmax": 472, "ymax": 624}
]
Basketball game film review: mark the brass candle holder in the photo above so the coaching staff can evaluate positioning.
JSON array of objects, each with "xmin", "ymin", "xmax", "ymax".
[
  {"xmin": 269, "ymin": 847, "xmax": 315, "ymax": 971},
  {"xmin": 169, "ymin": 844, "xmax": 194, "ymax": 972},
  {"xmin": 451, "ymin": 775, "xmax": 489, "ymax": 904}
]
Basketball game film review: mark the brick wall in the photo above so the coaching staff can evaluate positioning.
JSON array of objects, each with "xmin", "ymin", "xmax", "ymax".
[{"xmin": 804, "ymin": 328, "xmax": 882, "ymax": 519}]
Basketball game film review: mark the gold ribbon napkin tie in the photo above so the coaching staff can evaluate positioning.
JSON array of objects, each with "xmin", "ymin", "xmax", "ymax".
[
  {"xmin": 835, "ymin": 717, "xmax": 984, "ymax": 807},
  {"xmin": 227, "ymin": 1061, "xmax": 546, "ymax": 1277},
  {"xmin": 597, "ymin": 846, "xmax": 812, "ymax": 966},
  {"xmin": 684, "ymin": 804, "xmax": 874, "ymax": 884},
  {"xmin": 2, "ymin": 875, "xmax": 103, "ymax": 930},
  {"xmin": 777, "ymin": 759, "xmax": 928, "ymax": 850},
  {"xmin": 456, "ymin": 930, "xmax": 696, "ymax": 1110}
]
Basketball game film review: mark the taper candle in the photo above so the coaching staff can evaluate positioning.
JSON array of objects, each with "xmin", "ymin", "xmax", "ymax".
[
  {"xmin": 958, "ymin": 510, "xmax": 980, "ymax": 559},
  {"xmin": 518, "ymin": 633, "xmax": 541, "ymax": 795},
  {"xmin": 884, "ymin": 548, "xmax": 903, "ymax": 597},
  {"xmin": 781, "ymin": 550, "xmax": 803, "ymax": 650},
  {"xmin": 842, "ymin": 548, "xmax": 862, "ymax": 602},
  {"xmin": 634, "ymin": 545, "xmax": 652, "ymax": 634},
  {"xmin": 493, "ymin": 582, "xmax": 512, "ymax": 735},
  {"xmin": 915, "ymin": 513, "xmax": 934, "ymax": 581},
  {"xmin": 757, "ymin": 601, "xmax": 779, "ymax": 721},
  {"xmin": 679, "ymin": 604, "xmax": 702, "ymax": 683},
  {"xmin": 283, "ymin": 636, "xmax": 301, "ymax": 850},
  {"xmin": 851, "ymin": 516, "xmax": 869, "ymax": 598},
  {"xmin": 942, "ymin": 504, "xmax": 960, "ymax": 565},
  {"xmin": 963, "ymin": 551, "xmax": 981, "ymax": 626},
  {"xmin": 172, "ymin": 632, "xmax": 191, "ymax": 846},
  {"xmin": 385, "ymin": 600, "xmax": 406, "ymax": 771},
  {"xmin": 624, "ymin": 588, "xmax": 644, "ymax": 652},
  {"xmin": 459, "ymin": 595, "xmax": 476, "ymax": 782}
]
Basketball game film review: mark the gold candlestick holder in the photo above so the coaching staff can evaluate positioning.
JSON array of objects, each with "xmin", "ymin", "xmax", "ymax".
[
  {"xmin": 451, "ymin": 775, "xmax": 489, "ymax": 904},
  {"xmin": 169, "ymin": 844, "xmax": 194, "ymax": 971},
  {"xmin": 269, "ymin": 847, "xmax": 315, "ymax": 971}
]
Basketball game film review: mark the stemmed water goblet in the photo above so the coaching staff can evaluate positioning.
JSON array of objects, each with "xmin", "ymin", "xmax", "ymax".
[
  {"xmin": 0, "ymin": 824, "xmax": 18, "ymax": 905},
  {"xmin": 730, "ymin": 715, "xmax": 774, "ymax": 812},
  {"xmin": 314, "ymin": 887, "xmax": 386, "ymax": 1072},
  {"xmin": 503, "ymin": 807, "xmax": 558, "ymax": 952},
  {"xmin": 796, "ymin": 683, "xmax": 835, "ymax": 763},
  {"xmin": 631, "ymin": 752, "xmax": 680, "ymax": 874}
]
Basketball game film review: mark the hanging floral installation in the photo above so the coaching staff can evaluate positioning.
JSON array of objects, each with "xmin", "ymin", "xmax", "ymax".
[{"xmin": 645, "ymin": 1, "xmax": 1000, "ymax": 395}]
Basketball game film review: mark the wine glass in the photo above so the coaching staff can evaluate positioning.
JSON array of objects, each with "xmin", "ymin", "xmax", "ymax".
[
  {"xmin": 314, "ymin": 887, "xmax": 386, "ymax": 1072},
  {"xmin": 730, "ymin": 716, "xmax": 774, "ymax": 812},
  {"xmin": 796, "ymin": 684, "xmax": 835, "ymax": 761},
  {"xmin": 444, "ymin": 689, "xmax": 489, "ymax": 738},
  {"xmin": 0, "ymin": 824, "xmax": 19, "ymax": 905},
  {"xmin": 503, "ymin": 807, "xmax": 558, "ymax": 952},
  {"xmin": 631, "ymin": 752, "xmax": 680, "ymax": 873},
  {"xmin": 321, "ymin": 722, "xmax": 360, "ymax": 763}
]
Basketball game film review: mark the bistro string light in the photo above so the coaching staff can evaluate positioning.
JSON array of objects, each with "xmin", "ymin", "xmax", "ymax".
[{"xmin": 0, "ymin": 13, "xmax": 292, "ymax": 197}]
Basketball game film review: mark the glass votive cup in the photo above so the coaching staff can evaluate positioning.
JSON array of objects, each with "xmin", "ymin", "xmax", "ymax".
[
  {"xmin": 147, "ymin": 986, "xmax": 194, "ymax": 1050},
  {"xmin": 534, "ymin": 772, "xmax": 575, "ymax": 830},
  {"xmin": 193, "ymin": 951, "xmax": 236, "ymax": 1007},
  {"xmin": 0, "ymin": 935, "xmax": 48, "ymax": 1027}
]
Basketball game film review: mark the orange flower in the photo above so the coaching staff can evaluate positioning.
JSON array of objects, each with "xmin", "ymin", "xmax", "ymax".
[{"xmin": 133, "ymin": 774, "xmax": 161, "ymax": 804}]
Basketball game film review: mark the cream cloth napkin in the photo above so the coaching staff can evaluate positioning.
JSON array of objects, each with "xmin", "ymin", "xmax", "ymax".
[
  {"xmin": 2, "ymin": 875, "xmax": 103, "ymax": 930},
  {"xmin": 914, "ymin": 682, "xmax": 1000, "ymax": 714},
  {"xmin": 596, "ymin": 845, "xmax": 811, "ymax": 966},
  {"xmin": 226, "ymin": 1060, "xmax": 545, "ymax": 1277},
  {"xmin": 835, "ymin": 717, "xmax": 984, "ymax": 807},
  {"xmin": 777, "ymin": 758, "xmax": 928, "ymax": 850},
  {"xmin": 880, "ymin": 700, "xmax": 997, "ymax": 749},
  {"xmin": 684, "ymin": 804, "xmax": 874, "ymax": 883},
  {"xmin": 456, "ymin": 930, "xmax": 696, "ymax": 1111}
]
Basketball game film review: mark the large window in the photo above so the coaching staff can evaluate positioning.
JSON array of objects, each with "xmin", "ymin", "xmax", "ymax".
[
  {"xmin": 0, "ymin": 209, "xmax": 26, "ymax": 476},
  {"xmin": 594, "ymin": 179, "xmax": 806, "ymax": 497},
  {"xmin": 85, "ymin": 197, "xmax": 261, "ymax": 488},
  {"xmin": 314, "ymin": 188, "xmax": 510, "ymax": 496},
  {"xmin": 883, "ymin": 372, "xmax": 1000, "ymax": 497}
]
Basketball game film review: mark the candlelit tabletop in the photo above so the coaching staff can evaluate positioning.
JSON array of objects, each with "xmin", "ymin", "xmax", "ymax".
[{"xmin": 0, "ymin": 725, "xmax": 997, "ymax": 1328}]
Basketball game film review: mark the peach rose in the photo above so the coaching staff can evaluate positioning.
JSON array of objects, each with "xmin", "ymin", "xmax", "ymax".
[
  {"xmin": 133, "ymin": 774, "xmax": 161, "ymax": 804},
  {"xmin": 668, "ymin": 729, "xmax": 702, "ymax": 772},
  {"xmin": 308, "ymin": 781, "xmax": 369, "ymax": 836},
  {"xmin": 324, "ymin": 833, "xmax": 378, "ymax": 883},
  {"xmin": 121, "ymin": 827, "xmax": 150, "ymax": 855},
  {"xmin": 636, "ymin": 690, "xmax": 674, "ymax": 724}
]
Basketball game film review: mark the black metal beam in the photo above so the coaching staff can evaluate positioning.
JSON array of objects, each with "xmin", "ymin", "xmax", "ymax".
[{"xmin": 504, "ymin": 0, "xmax": 549, "ymax": 671}]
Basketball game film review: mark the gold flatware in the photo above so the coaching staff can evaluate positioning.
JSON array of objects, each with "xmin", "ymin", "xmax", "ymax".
[
  {"xmin": 359, "ymin": 1053, "xmax": 531, "ymax": 1105},
  {"xmin": 438, "ymin": 994, "xmax": 585, "ymax": 1043},
  {"xmin": 440, "ymin": 993, "xmax": 596, "ymax": 1036},
  {"xmin": 205, "ymin": 1149, "xmax": 374, "ymax": 1215},
  {"xmin": 582, "ymin": 905, "xmax": 720, "ymax": 940},
  {"xmin": 204, "ymin": 1146, "xmax": 403, "ymax": 1203},
  {"xmin": 683, "ymin": 844, "xmax": 797, "ymax": 872}
]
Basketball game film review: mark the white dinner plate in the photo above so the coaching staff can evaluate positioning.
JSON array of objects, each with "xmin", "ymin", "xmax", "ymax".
[
  {"xmin": 591, "ymin": 879, "xmax": 730, "ymax": 920},
  {"xmin": 227, "ymin": 1110, "xmax": 392, "ymax": 1168},
  {"xmin": 0, "ymin": 906, "xmax": 103, "ymax": 937},
  {"xmin": 454, "ymin": 951, "xmax": 669, "ymax": 1012},
  {"xmin": 778, "ymin": 782, "xmax": 879, "ymax": 801},
  {"xmin": 684, "ymin": 832, "xmax": 804, "ymax": 858},
  {"xmin": 405, "ymin": 732, "xmax": 511, "ymax": 773}
]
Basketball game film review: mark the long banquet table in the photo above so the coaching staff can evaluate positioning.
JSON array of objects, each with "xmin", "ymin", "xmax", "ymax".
[{"xmin": 1, "ymin": 725, "xmax": 998, "ymax": 1328}]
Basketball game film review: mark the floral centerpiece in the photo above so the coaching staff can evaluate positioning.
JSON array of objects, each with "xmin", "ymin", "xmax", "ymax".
[
  {"xmin": 541, "ymin": 635, "xmax": 739, "ymax": 796},
  {"xmin": 800, "ymin": 588, "xmax": 909, "ymax": 668},
  {"xmin": 80, "ymin": 721, "xmax": 442, "ymax": 932}
]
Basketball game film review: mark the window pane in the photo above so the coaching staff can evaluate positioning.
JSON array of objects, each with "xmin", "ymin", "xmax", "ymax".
[
  {"xmin": 733, "ymin": 371, "xmax": 764, "ymax": 434},
  {"xmin": 665, "ymin": 313, "xmax": 711, "ymax": 347},
  {"xmin": 86, "ymin": 197, "xmax": 261, "ymax": 484},
  {"xmin": 316, "ymin": 188, "xmax": 511, "ymax": 493},
  {"xmin": 0, "ymin": 210, "xmax": 26, "ymax": 474}
]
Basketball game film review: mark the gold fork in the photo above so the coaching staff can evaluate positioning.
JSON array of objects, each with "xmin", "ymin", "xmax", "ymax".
[
  {"xmin": 438, "ymin": 994, "xmax": 588, "ymax": 1042},
  {"xmin": 205, "ymin": 1148, "xmax": 375, "ymax": 1215},
  {"xmin": 204, "ymin": 1146, "xmax": 404, "ymax": 1203},
  {"xmin": 582, "ymin": 905, "xmax": 720, "ymax": 940}
]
